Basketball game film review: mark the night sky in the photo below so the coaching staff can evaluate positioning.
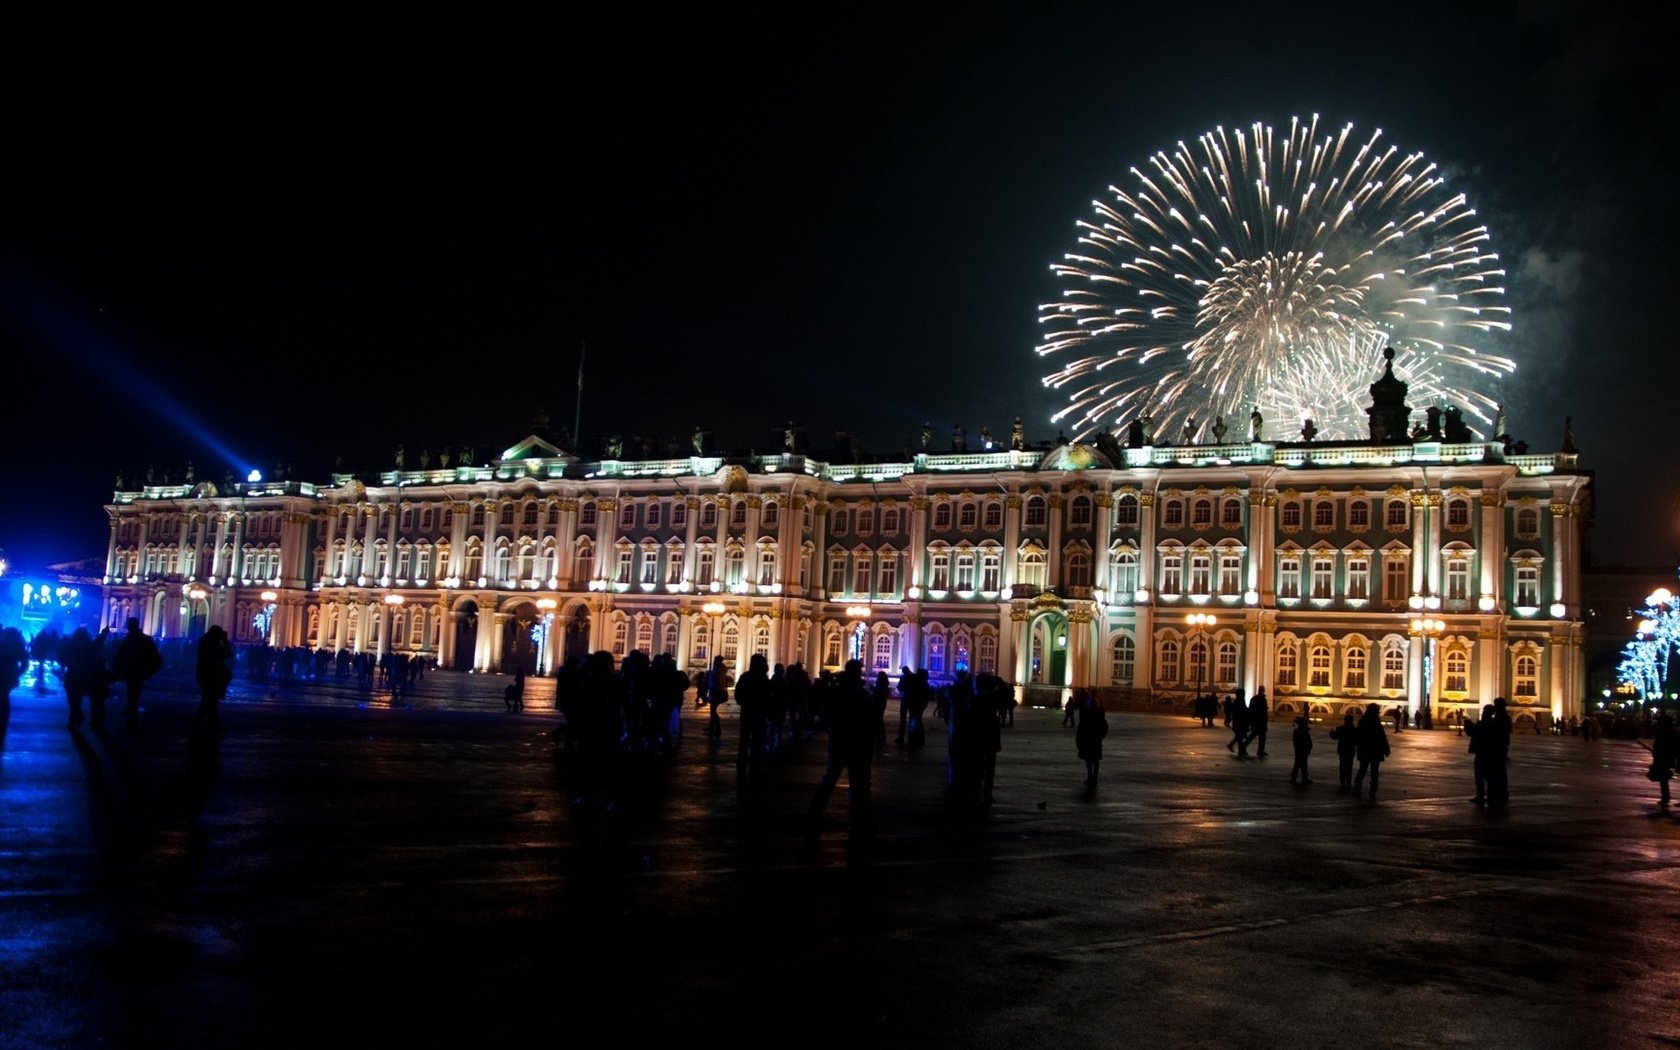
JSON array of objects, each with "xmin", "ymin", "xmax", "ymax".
[{"xmin": 2, "ymin": 5, "xmax": 1674, "ymax": 573}]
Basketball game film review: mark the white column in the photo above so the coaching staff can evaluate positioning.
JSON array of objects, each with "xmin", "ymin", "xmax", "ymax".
[{"xmin": 1001, "ymin": 494, "xmax": 1021, "ymax": 591}]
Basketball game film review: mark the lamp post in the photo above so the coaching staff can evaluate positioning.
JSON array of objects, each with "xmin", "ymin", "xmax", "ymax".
[
  {"xmin": 702, "ymin": 600, "xmax": 726, "ymax": 667},
  {"xmin": 1409, "ymin": 615, "xmax": 1446, "ymax": 724},
  {"xmin": 536, "ymin": 597, "xmax": 557, "ymax": 675},
  {"xmin": 1185, "ymin": 612, "xmax": 1217, "ymax": 701},
  {"xmin": 383, "ymin": 593, "xmax": 404, "ymax": 657},
  {"xmin": 186, "ymin": 585, "xmax": 209, "ymax": 641}
]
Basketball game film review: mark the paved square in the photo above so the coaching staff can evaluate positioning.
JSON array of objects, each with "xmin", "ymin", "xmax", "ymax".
[{"xmin": 3, "ymin": 671, "xmax": 1677, "ymax": 1049}]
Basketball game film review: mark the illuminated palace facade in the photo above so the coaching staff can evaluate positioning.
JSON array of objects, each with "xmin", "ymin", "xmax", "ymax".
[{"xmin": 99, "ymin": 415, "xmax": 1591, "ymax": 726}]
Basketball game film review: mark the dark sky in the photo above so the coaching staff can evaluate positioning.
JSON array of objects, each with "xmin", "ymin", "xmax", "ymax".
[{"xmin": 2, "ymin": 3, "xmax": 1674, "ymax": 573}]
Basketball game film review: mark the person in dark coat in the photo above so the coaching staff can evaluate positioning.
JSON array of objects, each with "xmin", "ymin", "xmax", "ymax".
[
  {"xmin": 1244, "ymin": 687, "xmax": 1270, "ymax": 757},
  {"xmin": 1483, "ymin": 697, "xmax": 1514, "ymax": 807},
  {"xmin": 704, "ymin": 655, "xmax": 728, "ymax": 739},
  {"xmin": 1289, "ymin": 715, "xmax": 1313, "ymax": 785},
  {"xmin": 734, "ymin": 653, "xmax": 771, "ymax": 777},
  {"xmin": 1328, "ymin": 711, "xmax": 1358, "ymax": 793},
  {"xmin": 1352, "ymin": 702, "xmax": 1391, "ymax": 801},
  {"xmin": 192, "ymin": 625, "xmax": 234, "ymax": 742},
  {"xmin": 1226, "ymin": 690, "xmax": 1250, "ymax": 756},
  {"xmin": 111, "ymin": 617, "xmax": 163, "ymax": 731},
  {"xmin": 1465, "ymin": 703, "xmax": 1494, "ymax": 804},
  {"xmin": 1076, "ymin": 695, "xmax": 1109, "ymax": 786},
  {"xmin": 1649, "ymin": 713, "xmax": 1677, "ymax": 807},
  {"xmin": 807, "ymin": 660, "xmax": 876, "ymax": 835}
]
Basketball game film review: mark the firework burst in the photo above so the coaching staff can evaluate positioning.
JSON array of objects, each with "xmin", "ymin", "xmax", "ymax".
[{"xmin": 1038, "ymin": 116, "xmax": 1514, "ymax": 442}]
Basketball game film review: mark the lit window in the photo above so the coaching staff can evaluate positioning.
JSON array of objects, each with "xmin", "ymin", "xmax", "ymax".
[
  {"xmin": 1110, "ymin": 635, "xmax": 1135, "ymax": 684},
  {"xmin": 1277, "ymin": 557, "xmax": 1301, "ymax": 600},
  {"xmin": 1345, "ymin": 646, "xmax": 1368, "ymax": 690},
  {"xmin": 1276, "ymin": 641, "xmax": 1298, "ymax": 687},
  {"xmin": 1159, "ymin": 552, "xmax": 1183, "ymax": 595},
  {"xmin": 1309, "ymin": 645, "xmax": 1331, "ymax": 687}
]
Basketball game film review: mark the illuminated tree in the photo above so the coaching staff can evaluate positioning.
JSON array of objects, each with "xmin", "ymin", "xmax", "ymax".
[{"xmin": 1617, "ymin": 585, "xmax": 1680, "ymax": 704}]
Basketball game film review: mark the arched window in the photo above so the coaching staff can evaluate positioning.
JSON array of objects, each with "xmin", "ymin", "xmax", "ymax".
[
  {"xmin": 1216, "ymin": 640, "xmax": 1237, "ymax": 686},
  {"xmin": 1515, "ymin": 506, "xmax": 1540, "ymax": 539},
  {"xmin": 1444, "ymin": 648, "xmax": 1469, "ymax": 694},
  {"xmin": 977, "ymin": 631, "xmax": 998, "ymax": 674},
  {"xmin": 927, "ymin": 631, "xmax": 946, "ymax": 675},
  {"xmin": 1110, "ymin": 634, "xmax": 1136, "ymax": 685},
  {"xmin": 959, "ymin": 502, "xmax": 978, "ymax": 529},
  {"xmin": 1024, "ymin": 496, "xmax": 1047, "ymax": 527},
  {"xmin": 1191, "ymin": 498, "xmax": 1213, "ymax": 527},
  {"xmin": 1158, "ymin": 638, "xmax": 1181, "ymax": 683},
  {"xmin": 1221, "ymin": 498, "xmax": 1243, "ymax": 528},
  {"xmin": 1276, "ymin": 638, "xmax": 1299, "ymax": 688},
  {"xmin": 753, "ymin": 620, "xmax": 771, "ymax": 656},
  {"xmin": 1114, "ymin": 495, "xmax": 1139, "ymax": 528},
  {"xmin": 1309, "ymin": 644, "xmax": 1332, "ymax": 688},
  {"xmin": 1382, "ymin": 643, "xmax": 1406, "ymax": 690},
  {"xmin": 635, "ymin": 618, "xmax": 653, "ymax": 653},
  {"xmin": 1065, "ymin": 550, "xmax": 1092, "ymax": 588},
  {"xmin": 1345, "ymin": 645, "xmax": 1368, "ymax": 691},
  {"xmin": 1018, "ymin": 548, "xmax": 1046, "ymax": 589},
  {"xmin": 933, "ymin": 503, "xmax": 952, "ymax": 530},
  {"xmin": 1280, "ymin": 501, "xmax": 1302, "ymax": 529},
  {"xmin": 983, "ymin": 501, "xmax": 1003, "ymax": 529},
  {"xmin": 1069, "ymin": 496, "xmax": 1092, "ymax": 527},
  {"xmin": 873, "ymin": 632, "xmax": 893, "ymax": 671},
  {"xmin": 1513, "ymin": 650, "xmax": 1539, "ymax": 698},
  {"xmin": 1162, "ymin": 499, "xmax": 1185, "ymax": 528},
  {"xmin": 1446, "ymin": 498, "xmax": 1470, "ymax": 529},
  {"xmin": 1111, "ymin": 547, "xmax": 1139, "ymax": 597}
]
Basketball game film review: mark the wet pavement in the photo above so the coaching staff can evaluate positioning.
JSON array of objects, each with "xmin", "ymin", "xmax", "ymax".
[{"xmin": 2, "ymin": 669, "xmax": 1678, "ymax": 1049}]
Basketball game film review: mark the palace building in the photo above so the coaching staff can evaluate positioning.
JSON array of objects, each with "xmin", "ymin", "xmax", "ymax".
[{"xmin": 99, "ymin": 357, "xmax": 1591, "ymax": 726}]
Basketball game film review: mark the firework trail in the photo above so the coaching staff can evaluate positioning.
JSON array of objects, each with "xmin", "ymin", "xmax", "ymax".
[{"xmin": 1038, "ymin": 116, "xmax": 1513, "ymax": 442}]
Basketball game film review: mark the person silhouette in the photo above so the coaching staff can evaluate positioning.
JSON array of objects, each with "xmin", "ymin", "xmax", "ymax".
[
  {"xmin": 1289, "ymin": 716, "xmax": 1313, "ymax": 785},
  {"xmin": 1329, "ymin": 711, "xmax": 1358, "ymax": 793},
  {"xmin": 807, "ymin": 660, "xmax": 876, "ymax": 836},
  {"xmin": 1076, "ymin": 694, "xmax": 1109, "ymax": 787},
  {"xmin": 193, "ymin": 625, "xmax": 234, "ymax": 743},
  {"xmin": 1352, "ymin": 703, "xmax": 1391, "ymax": 801},
  {"xmin": 112, "ymin": 617, "xmax": 163, "ymax": 731}
]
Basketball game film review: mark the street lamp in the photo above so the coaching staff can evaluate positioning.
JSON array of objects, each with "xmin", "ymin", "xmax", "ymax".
[
  {"xmin": 536, "ymin": 597, "xmax": 557, "ymax": 675},
  {"xmin": 384, "ymin": 594, "xmax": 404, "ymax": 656},
  {"xmin": 1185, "ymin": 612, "xmax": 1217, "ymax": 700},
  {"xmin": 1409, "ymin": 616, "xmax": 1446, "ymax": 724},
  {"xmin": 701, "ymin": 600, "xmax": 726, "ymax": 667}
]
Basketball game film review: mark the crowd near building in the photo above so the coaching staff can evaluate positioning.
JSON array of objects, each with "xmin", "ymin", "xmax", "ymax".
[{"xmin": 99, "ymin": 355, "xmax": 1591, "ymax": 727}]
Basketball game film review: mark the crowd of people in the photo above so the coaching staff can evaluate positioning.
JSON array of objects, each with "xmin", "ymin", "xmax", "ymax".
[{"xmin": 5, "ymin": 620, "xmax": 1677, "ymax": 816}]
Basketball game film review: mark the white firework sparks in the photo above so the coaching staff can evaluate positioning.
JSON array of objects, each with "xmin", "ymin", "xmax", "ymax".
[{"xmin": 1038, "ymin": 115, "xmax": 1514, "ymax": 442}]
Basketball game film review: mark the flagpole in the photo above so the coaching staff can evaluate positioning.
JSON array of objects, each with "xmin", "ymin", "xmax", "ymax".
[{"xmin": 573, "ymin": 341, "xmax": 585, "ymax": 446}]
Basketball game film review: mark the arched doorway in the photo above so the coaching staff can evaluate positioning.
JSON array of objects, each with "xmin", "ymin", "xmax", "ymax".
[
  {"xmin": 500, "ymin": 603, "xmax": 539, "ymax": 676},
  {"xmin": 452, "ymin": 600, "xmax": 479, "ymax": 671},
  {"xmin": 1028, "ymin": 611, "xmax": 1069, "ymax": 686},
  {"xmin": 563, "ymin": 606, "xmax": 591, "ymax": 666}
]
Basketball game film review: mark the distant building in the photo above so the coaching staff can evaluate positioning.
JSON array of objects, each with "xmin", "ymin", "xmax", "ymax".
[{"xmin": 100, "ymin": 359, "xmax": 1592, "ymax": 726}]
